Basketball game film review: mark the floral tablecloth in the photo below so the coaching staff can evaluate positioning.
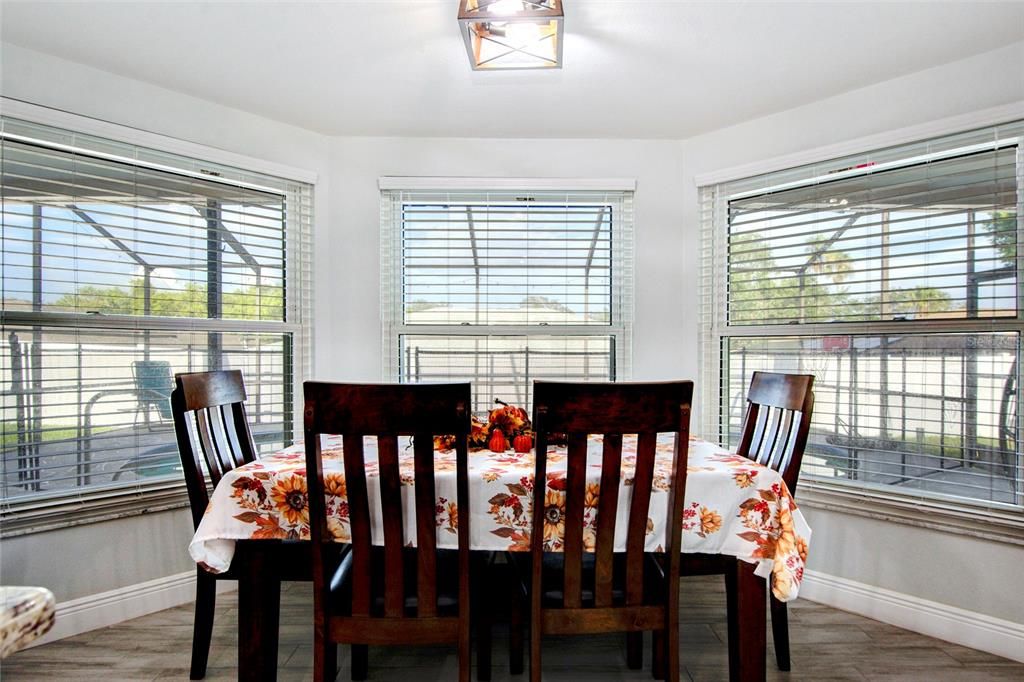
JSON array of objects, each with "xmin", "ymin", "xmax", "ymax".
[{"xmin": 190, "ymin": 435, "xmax": 811, "ymax": 601}]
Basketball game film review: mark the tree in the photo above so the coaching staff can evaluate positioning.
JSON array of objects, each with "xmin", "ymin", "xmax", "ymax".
[
  {"xmin": 980, "ymin": 210, "xmax": 1017, "ymax": 267},
  {"xmin": 54, "ymin": 279, "xmax": 283, "ymax": 320},
  {"xmin": 520, "ymin": 295, "xmax": 572, "ymax": 313},
  {"xmin": 223, "ymin": 285, "xmax": 283, "ymax": 320},
  {"xmin": 799, "ymin": 233, "xmax": 854, "ymax": 322},
  {"xmin": 728, "ymin": 232, "xmax": 850, "ymax": 324},
  {"xmin": 729, "ymin": 231, "xmax": 953, "ymax": 323},
  {"xmin": 889, "ymin": 286, "xmax": 952, "ymax": 316},
  {"xmin": 405, "ymin": 299, "xmax": 436, "ymax": 314},
  {"xmin": 850, "ymin": 286, "xmax": 952, "ymax": 319}
]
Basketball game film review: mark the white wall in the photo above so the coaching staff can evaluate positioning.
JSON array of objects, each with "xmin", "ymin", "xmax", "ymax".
[
  {"xmin": 679, "ymin": 41, "xmax": 1024, "ymax": 627},
  {"xmin": 0, "ymin": 43, "xmax": 330, "ymax": 179},
  {"xmin": 0, "ymin": 42, "xmax": 332, "ymax": 602},
  {"xmin": 318, "ymin": 136, "xmax": 687, "ymax": 383}
]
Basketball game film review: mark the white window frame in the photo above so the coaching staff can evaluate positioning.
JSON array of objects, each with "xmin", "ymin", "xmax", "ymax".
[
  {"xmin": 0, "ymin": 99, "xmax": 316, "ymax": 536},
  {"xmin": 698, "ymin": 104, "xmax": 1024, "ymax": 545},
  {"xmin": 379, "ymin": 178, "xmax": 635, "ymax": 405}
]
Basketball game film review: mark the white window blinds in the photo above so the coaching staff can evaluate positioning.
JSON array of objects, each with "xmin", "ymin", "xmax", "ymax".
[
  {"xmin": 382, "ymin": 188, "xmax": 633, "ymax": 413},
  {"xmin": 2, "ymin": 139, "xmax": 288, "ymax": 321},
  {"xmin": 701, "ymin": 120, "xmax": 1023, "ymax": 513},
  {"xmin": 1, "ymin": 116, "xmax": 312, "ymax": 516},
  {"xmin": 726, "ymin": 147, "xmax": 1017, "ymax": 325}
]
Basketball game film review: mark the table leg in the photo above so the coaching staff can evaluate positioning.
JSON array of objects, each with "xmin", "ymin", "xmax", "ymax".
[
  {"xmin": 476, "ymin": 553, "xmax": 492, "ymax": 682},
  {"xmin": 237, "ymin": 543, "xmax": 282, "ymax": 682},
  {"xmin": 729, "ymin": 560, "xmax": 766, "ymax": 682}
]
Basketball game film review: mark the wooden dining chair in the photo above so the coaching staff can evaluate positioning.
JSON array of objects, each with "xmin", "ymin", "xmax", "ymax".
[
  {"xmin": 171, "ymin": 369, "xmax": 310, "ymax": 680},
  {"xmin": 678, "ymin": 371, "xmax": 814, "ymax": 673},
  {"xmin": 303, "ymin": 382, "xmax": 473, "ymax": 682},
  {"xmin": 519, "ymin": 380, "xmax": 693, "ymax": 682}
]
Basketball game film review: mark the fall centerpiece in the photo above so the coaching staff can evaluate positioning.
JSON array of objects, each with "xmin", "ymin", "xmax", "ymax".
[{"xmin": 434, "ymin": 399, "xmax": 533, "ymax": 453}]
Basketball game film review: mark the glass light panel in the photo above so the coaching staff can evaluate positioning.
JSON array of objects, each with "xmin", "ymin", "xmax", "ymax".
[{"xmin": 459, "ymin": 0, "xmax": 564, "ymax": 70}]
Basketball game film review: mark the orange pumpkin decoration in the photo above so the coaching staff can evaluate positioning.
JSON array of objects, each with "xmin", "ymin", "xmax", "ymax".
[
  {"xmin": 513, "ymin": 433, "xmax": 532, "ymax": 453},
  {"xmin": 488, "ymin": 428, "xmax": 508, "ymax": 453}
]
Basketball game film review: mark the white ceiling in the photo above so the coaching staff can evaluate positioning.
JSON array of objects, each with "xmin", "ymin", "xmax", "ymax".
[{"xmin": 2, "ymin": 1, "xmax": 1023, "ymax": 139}]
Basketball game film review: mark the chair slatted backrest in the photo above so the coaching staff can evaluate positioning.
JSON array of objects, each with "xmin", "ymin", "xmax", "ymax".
[
  {"xmin": 171, "ymin": 370, "xmax": 258, "ymax": 529},
  {"xmin": 530, "ymin": 381, "xmax": 693, "ymax": 616},
  {"xmin": 303, "ymin": 382, "xmax": 472, "ymax": 625},
  {"xmin": 736, "ymin": 372, "xmax": 815, "ymax": 493}
]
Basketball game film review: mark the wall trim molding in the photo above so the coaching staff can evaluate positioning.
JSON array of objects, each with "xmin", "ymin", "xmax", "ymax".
[
  {"xmin": 25, "ymin": 570, "xmax": 235, "ymax": 649},
  {"xmin": 378, "ymin": 176, "xmax": 637, "ymax": 191},
  {"xmin": 692, "ymin": 100, "xmax": 1024, "ymax": 186},
  {"xmin": 801, "ymin": 569, "xmax": 1024, "ymax": 664},
  {"xmin": 798, "ymin": 484, "xmax": 1024, "ymax": 547},
  {"xmin": 1, "ymin": 96, "xmax": 318, "ymax": 184}
]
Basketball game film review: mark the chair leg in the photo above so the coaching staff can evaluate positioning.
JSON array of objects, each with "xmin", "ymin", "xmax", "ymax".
[
  {"xmin": 626, "ymin": 631, "xmax": 643, "ymax": 669},
  {"xmin": 351, "ymin": 644, "xmax": 368, "ymax": 681},
  {"xmin": 529, "ymin": 614, "xmax": 541, "ymax": 682},
  {"xmin": 476, "ymin": 555, "xmax": 492, "ymax": 682},
  {"xmin": 770, "ymin": 594, "xmax": 791, "ymax": 671},
  {"xmin": 190, "ymin": 569, "xmax": 216, "ymax": 680},
  {"xmin": 460, "ymin": 602, "xmax": 472, "ymax": 682},
  {"xmin": 477, "ymin": 612, "xmax": 492, "ymax": 681},
  {"xmin": 724, "ymin": 568, "xmax": 740, "ymax": 678},
  {"xmin": 473, "ymin": 614, "xmax": 489, "ymax": 675},
  {"xmin": 509, "ymin": 587, "xmax": 525, "ymax": 675},
  {"xmin": 325, "ymin": 642, "xmax": 338, "ymax": 682},
  {"xmin": 313, "ymin": 627, "xmax": 331, "ymax": 682},
  {"xmin": 651, "ymin": 629, "xmax": 665, "ymax": 680},
  {"xmin": 666, "ymin": 598, "xmax": 680, "ymax": 682}
]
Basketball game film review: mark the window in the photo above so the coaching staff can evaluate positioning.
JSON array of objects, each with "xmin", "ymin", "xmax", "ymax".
[
  {"xmin": 382, "ymin": 185, "xmax": 633, "ymax": 412},
  {"xmin": 700, "ymin": 121, "xmax": 1022, "ymax": 515},
  {"xmin": 0, "ymin": 116, "xmax": 312, "ymax": 527}
]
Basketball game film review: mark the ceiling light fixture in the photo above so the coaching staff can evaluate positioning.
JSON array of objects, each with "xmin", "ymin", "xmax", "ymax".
[{"xmin": 458, "ymin": 0, "xmax": 564, "ymax": 71}]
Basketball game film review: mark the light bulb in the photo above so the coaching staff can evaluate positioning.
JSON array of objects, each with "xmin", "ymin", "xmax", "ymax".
[
  {"xmin": 488, "ymin": 0, "xmax": 524, "ymax": 17},
  {"xmin": 506, "ymin": 21, "xmax": 540, "ymax": 45}
]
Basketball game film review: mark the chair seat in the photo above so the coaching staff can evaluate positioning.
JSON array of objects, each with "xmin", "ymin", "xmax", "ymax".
[
  {"xmin": 509, "ymin": 551, "xmax": 666, "ymax": 608},
  {"xmin": 328, "ymin": 547, "xmax": 462, "ymax": 617}
]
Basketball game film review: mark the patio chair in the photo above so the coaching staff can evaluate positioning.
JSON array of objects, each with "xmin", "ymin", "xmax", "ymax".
[{"xmin": 131, "ymin": 360, "xmax": 174, "ymax": 428}]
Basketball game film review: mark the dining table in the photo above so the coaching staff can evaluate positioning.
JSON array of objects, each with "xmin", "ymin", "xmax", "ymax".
[{"xmin": 190, "ymin": 433, "xmax": 811, "ymax": 682}]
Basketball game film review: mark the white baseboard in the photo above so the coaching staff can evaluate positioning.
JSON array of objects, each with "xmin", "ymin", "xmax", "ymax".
[
  {"xmin": 800, "ymin": 569, "xmax": 1024, "ymax": 663},
  {"xmin": 27, "ymin": 570, "xmax": 236, "ymax": 649},
  {"xmin": 26, "ymin": 567, "xmax": 1024, "ymax": 665}
]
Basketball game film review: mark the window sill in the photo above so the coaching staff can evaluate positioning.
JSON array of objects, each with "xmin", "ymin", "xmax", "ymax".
[
  {"xmin": 0, "ymin": 481, "xmax": 190, "ymax": 538},
  {"xmin": 798, "ymin": 480, "xmax": 1024, "ymax": 547}
]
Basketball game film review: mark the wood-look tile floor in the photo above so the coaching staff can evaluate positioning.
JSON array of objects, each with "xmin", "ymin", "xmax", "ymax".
[{"xmin": 3, "ymin": 576, "xmax": 1021, "ymax": 681}]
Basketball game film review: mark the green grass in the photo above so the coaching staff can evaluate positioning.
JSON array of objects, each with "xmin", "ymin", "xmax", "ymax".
[
  {"xmin": 896, "ymin": 432, "xmax": 1008, "ymax": 456},
  {"xmin": 1, "ymin": 424, "xmax": 116, "ymax": 448}
]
